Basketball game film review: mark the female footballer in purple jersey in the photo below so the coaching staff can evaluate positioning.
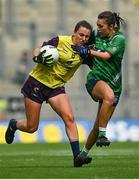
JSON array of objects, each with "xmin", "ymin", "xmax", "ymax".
[
  {"xmin": 5, "ymin": 20, "xmax": 93, "ymax": 167},
  {"xmin": 72, "ymin": 11, "xmax": 126, "ymax": 157}
]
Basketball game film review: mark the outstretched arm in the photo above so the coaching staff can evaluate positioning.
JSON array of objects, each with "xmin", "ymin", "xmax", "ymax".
[{"xmin": 72, "ymin": 45, "xmax": 111, "ymax": 60}]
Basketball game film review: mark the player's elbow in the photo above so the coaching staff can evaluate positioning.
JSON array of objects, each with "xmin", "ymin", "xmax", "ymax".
[
  {"xmin": 33, "ymin": 48, "xmax": 41, "ymax": 57},
  {"xmin": 103, "ymin": 52, "xmax": 112, "ymax": 60}
]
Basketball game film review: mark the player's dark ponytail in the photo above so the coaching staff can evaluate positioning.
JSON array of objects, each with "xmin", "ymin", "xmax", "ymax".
[{"xmin": 113, "ymin": 12, "xmax": 125, "ymax": 31}]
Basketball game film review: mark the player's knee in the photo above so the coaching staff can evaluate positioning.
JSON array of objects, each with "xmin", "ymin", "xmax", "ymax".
[
  {"xmin": 63, "ymin": 113, "xmax": 75, "ymax": 127},
  {"xmin": 27, "ymin": 125, "xmax": 38, "ymax": 133},
  {"xmin": 104, "ymin": 93, "xmax": 115, "ymax": 105}
]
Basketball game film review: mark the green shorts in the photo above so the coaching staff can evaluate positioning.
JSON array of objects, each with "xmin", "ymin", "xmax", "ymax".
[{"xmin": 86, "ymin": 78, "xmax": 120, "ymax": 106}]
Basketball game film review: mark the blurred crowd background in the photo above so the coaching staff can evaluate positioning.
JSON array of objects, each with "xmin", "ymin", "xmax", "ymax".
[{"xmin": 0, "ymin": 0, "xmax": 139, "ymax": 121}]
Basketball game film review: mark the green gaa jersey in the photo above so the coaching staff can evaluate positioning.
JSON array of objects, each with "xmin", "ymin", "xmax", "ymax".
[{"xmin": 87, "ymin": 31, "xmax": 126, "ymax": 95}]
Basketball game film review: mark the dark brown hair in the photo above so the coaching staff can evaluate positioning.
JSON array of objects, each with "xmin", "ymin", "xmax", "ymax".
[
  {"xmin": 98, "ymin": 11, "xmax": 125, "ymax": 31},
  {"xmin": 74, "ymin": 20, "xmax": 92, "ymax": 33}
]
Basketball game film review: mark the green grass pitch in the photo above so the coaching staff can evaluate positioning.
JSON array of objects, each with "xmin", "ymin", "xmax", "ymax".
[{"xmin": 0, "ymin": 142, "xmax": 139, "ymax": 179}]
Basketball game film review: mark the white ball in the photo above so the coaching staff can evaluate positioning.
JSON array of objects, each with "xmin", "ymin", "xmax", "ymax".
[{"xmin": 40, "ymin": 45, "xmax": 59, "ymax": 65}]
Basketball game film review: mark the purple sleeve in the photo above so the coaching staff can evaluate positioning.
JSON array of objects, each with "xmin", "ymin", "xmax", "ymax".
[{"xmin": 41, "ymin": 36, "xmax": 59, "ymax": 47}]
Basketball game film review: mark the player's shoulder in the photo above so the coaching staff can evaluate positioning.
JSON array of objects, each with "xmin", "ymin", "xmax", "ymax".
[
  {"xmin": 113, "ymin": 32, "xmax": 125, "ymax": 41},
  {"xmin": 58, "ymin": 35, "xmax": 72, "ymax": 46},
  {"xmin": 110, "ymin": 32, "xmax": 126, "ymax": 46},
  {"xmin": 58, "ymin": 35, "xmax": 71, "ymax": 41}
]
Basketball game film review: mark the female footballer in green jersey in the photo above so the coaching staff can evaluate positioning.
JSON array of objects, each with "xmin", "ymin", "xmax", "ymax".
[
  {"xmin": 72, "ymin": 11, "xmax": 126, "ymax": 156},
  {"xmin": 5, "ymin": 20, "xmax": 93, "ymax": 167}
]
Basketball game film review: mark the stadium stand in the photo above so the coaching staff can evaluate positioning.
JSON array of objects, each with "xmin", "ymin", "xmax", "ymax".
[{"xmin": 0, "ymin": 0, "xmax": 139, "ymax": 119}]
